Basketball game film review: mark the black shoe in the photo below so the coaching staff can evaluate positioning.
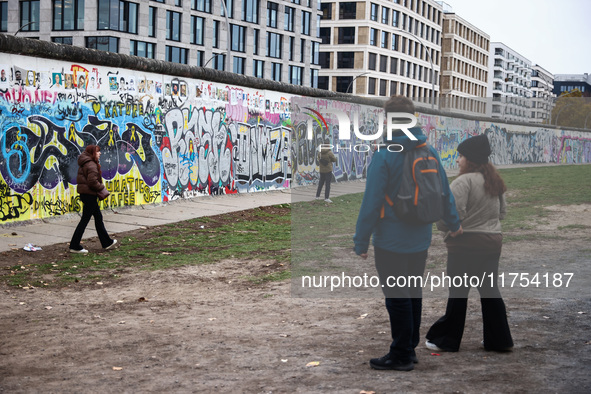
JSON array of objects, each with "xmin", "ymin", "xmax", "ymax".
[
  {"xmin": 369, "ymin": 354, "xmax": 414, "ymax": 371},
  {"xmin": 482, "ymin": 340, "xmax": 513, "ymax": 352},
  {"xmin": 411, "ymin": 354, "xmax": 419, "ymax": 364}
]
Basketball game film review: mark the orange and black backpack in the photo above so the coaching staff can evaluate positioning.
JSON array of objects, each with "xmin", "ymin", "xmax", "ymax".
[{"xmin": 382, "ymin": 143, "xmax": 445, "ymax": 225}]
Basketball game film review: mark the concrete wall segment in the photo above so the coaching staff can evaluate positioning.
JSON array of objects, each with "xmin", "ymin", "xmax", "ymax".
[{"xmin": 0, "ymin": 35, "xmax": 589, "ymax": 226}]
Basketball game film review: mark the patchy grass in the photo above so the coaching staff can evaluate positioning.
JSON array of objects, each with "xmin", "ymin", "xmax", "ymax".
[
  {"xmin": 2, "ymin": 166, "xmax": 589, "ymax": 289},
  {"xmin": 291, "ymin": 165, "xmax": 591, "ymax": 267},
  {"xmin": 557, "ymin": 224, "xmax": 591, "ymax": 231},
  {"xmin": 1, "ymin": 205, "xmax": 291, "ymax": 288},
  {"xmin": 500, "ymin": 165, "xmax": 591, "ymax": 230}
]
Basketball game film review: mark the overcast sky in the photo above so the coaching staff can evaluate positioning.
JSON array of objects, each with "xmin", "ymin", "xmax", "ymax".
[{"xmin": 442, "ymin": 0, "xmax": 590, "ymax": 75}]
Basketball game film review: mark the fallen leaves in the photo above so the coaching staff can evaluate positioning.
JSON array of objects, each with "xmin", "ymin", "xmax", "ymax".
[
  {"xmin": 306, "ymin": 361, "xmax": 320, "ymax": 367},
  {"xmin": 112, "ymin": 367, "xmax": 123, "ymax": 371}
]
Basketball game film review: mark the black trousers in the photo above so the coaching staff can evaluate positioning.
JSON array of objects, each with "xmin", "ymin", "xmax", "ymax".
[
  {"xmin": 69, "ymin": 193, "xmax": 112, "ymax": 249},
  {"xmin": 374, "ymin": 247, "xmax": 428, "ymax": 362},
  {"xmin": 426, "ymin": 252, "xmax": 513, "ymax": 351},
  {"xmin": 315, "ymin": 172, "xmax": 332, "ymax": 199}
]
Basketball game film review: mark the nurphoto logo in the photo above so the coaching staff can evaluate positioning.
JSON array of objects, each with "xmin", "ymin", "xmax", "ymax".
[{"xmin": 303, "ymin": 108, "xmax": 418, "ymax": 152}]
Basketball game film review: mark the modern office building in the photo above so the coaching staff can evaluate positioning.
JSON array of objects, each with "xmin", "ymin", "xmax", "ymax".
[
  {"xmin": 0, "ymin": 0, "xmax": 322, "ymax": 87},
  {"xmin": 553, "ymin": 73, "xmax": 591, "ymax": 97},
  {"xmin": 318, "ymin": 0, "xmax": 444, "ymax": 104},
  {"xmin": 487, "ymin": 42, "xmax": 532, "ymax": 122},
  {"xmin": 530, "ymin": 64, "xmax": 555, "ymax": 124},
  {"xmin": 439, "ymin": 8, "xmax": 489, "ymax": 115}
]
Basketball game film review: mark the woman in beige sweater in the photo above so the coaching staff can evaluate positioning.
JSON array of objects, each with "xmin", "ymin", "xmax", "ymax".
[{"xmin": 426, "ymin": 134, "xmax": 513, "ymax": 352}]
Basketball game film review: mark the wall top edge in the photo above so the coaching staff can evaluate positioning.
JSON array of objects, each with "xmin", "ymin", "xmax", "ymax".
[{"xmin": 0, "ymin": 34, "xmax": 589, "ymax": 133}]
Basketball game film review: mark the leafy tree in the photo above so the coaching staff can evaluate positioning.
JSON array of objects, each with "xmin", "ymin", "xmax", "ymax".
[{"xmin": 550, "ymin": 89, "xmax": 591, "ymax": 129}]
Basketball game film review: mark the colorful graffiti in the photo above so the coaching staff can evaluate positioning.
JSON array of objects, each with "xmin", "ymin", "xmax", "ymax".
[
  {"xmin": 0, "ymin": 55, "xmax": 292, "ymax": 224},
  {"xmin": 290, "ymin": 99, "xmax": 591, "ymax": 185},
  {"xmin": 1, "ymin": 53, "xmax": 590, "ymax": 226}
]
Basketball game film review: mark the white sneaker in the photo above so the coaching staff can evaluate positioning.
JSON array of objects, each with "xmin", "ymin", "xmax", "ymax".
[
  {"xmin": 425, "ymin": 340, "xmax": 444, "ymax": 351},
  {"xmin": 105, "ymin": 239, "xmax": 118, "ymax": 250},
  {"xmin": 324, "ymin": 199, "xmax": 333, "ymax": 203},
  {"xmin": 70, "ymin": 248, "xmax": 88, "ymax": 254},
  {"xmin": 315, "ymin": 197, "xmax": 322, "ymax": 200}
]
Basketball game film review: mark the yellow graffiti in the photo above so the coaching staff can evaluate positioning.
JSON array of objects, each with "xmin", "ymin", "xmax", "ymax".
[
  {"xmin": 68, "ymin": 123, "xmax": 77, "ymax": 141},
  {"xmin": 108, "ymin": 127, "xmax": 115, "ymax": 146},
  {"xmin": 136, "ymin": 141, "xmax": 146, "ymax": 161}
]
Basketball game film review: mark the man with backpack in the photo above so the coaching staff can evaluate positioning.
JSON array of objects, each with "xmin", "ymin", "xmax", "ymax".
[{"xmin": 353, "ymin": 96, "xmax": 462, "ymax": 371}]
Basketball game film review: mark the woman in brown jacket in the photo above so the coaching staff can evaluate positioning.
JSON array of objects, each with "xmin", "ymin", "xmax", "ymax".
[{"xmin": 69, "ymin": 145, "xmax": 117, "ymax": 253}]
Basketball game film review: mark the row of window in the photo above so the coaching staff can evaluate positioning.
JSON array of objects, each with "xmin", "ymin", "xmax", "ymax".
[
  {"xmin": 447, "ymin": 20, "xmax": 489, "ymax": 51},
  {"xmin": 443, "ymin": 57, "xmax": 488, "ymax": 83},
  {"xmin": 6, "ymin": 0, "xmax": 317, "ymax": 38},
  {"xmin": 323, "ymin": 1, "xmax": 441, "ymax": 25},
  {"xmin": 451, "ymin": 39, "xmax": 488, "ymax": 67},
  {"xmin": 447, "ymin": 76, "xmax": 487, "ymax": 97},
  {"xmin": 320, "ymin": 51, "xmax": 438, "ymax": 86},
  {"xmin": 51, "ymin": 34, "xmax": 319, "ymax": 68},
  {"xmin": 320, "ymin": 27, "xmax": 439, "ymax": 66},
  {"xmin": 266, "ymin": 2, "xmax": 314, "ymax": 35},
  {"xmin": 319, "ymin": 75, "xmax": 436, "ymax": 98},
  {"xmin": 322, "ymin": 2, "xmax": 441, "ymax": 46},
  {"xmin": 67, "ymin": 35, "xmax": 317, "ymax": 85}
]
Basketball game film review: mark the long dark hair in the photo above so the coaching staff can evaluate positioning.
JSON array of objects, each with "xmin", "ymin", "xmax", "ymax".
[
  {"xmin": 84, "ymin": 145, "xmax": 101, "ymax": 173},
  {"xmin": 460, "ymin": 160, "xmax": 506, "ymax": 197}
]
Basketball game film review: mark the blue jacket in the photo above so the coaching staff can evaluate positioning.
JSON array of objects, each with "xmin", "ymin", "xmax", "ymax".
[{"xmin": 353, "ymin": 126, "xmax": 461, "ymax": 255}]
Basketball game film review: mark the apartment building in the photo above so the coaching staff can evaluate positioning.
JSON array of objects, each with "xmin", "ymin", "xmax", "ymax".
[
  {"xmin": 487, "ymin": 42, "xmax": 532, "ymax": 122},
  {"xmin": 0, "ymin": 0, "xmax": 322, "ymax": 87},
  {"xmin": 318, "ymin": 0, "xmax": 443, "ymax": 104},
  {"xmin": 553, "ymin": 73, "xmax": 591, "ymax": 98},
  {"xmin": 530, "ymin": 64, "xmax": 555, "ymax": 124},
  {"xmin": 439, "ymin": 9, "xmax": 488, "ymax": 115}
]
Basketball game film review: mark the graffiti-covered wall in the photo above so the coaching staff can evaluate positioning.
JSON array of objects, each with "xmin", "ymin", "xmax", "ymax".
[
  {"xmin": 0, "ymin": 53, "xmax": 292, "ymax": 224},
  {"xmin": 1, "ymin": 41, "xmax": 590, "ymax": 225},
  {"xmin": 418, "ymin": 114, "xmax": 591, "ymax": 169},
  {"xmin": 290, "ymin": 97, "xmax": 591, "ymax": 186}
]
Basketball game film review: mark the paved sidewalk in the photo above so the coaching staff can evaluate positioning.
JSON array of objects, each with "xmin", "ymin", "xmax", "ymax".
[
  {"xmin": 0, "ymin": 181, "xmax": 367, "ymax": 253},
  {"xmin": 0, "ymin": 162, "xmax": 574, "ymax": 253}
]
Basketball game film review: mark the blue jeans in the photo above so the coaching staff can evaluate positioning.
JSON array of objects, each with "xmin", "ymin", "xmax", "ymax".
[{"xmin": 374, "ymin": 247, "xmax": 428, "ymax": 362}]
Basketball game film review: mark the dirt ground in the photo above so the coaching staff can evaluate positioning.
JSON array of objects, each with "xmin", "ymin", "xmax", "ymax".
[{"xmin": 1, "ymin": 204, "xmax": 590, "ymax": 393}]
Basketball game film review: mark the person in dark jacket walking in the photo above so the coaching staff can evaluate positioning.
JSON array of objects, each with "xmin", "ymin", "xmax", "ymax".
[
  {"xmin": 316, "ymin": 140, "xmax": 337, "ymax": 203},
  {"xmin": 354, "ymin": 96, "xmax": 462, "ymax": 371},
  {"xmin": 69, "ymin": 145, "xmax": 117, "ymax": 253}
]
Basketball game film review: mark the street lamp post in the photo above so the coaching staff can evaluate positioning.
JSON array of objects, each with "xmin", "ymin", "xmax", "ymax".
[
  {"xmin": 203, "ymin": 53, "xmax": 225, "ymax": 68},
  {"xmin": 14, "ymin": 21, "xmax": 36, "ymax": 36},
  {"xmin": 393, "ymin": 28, "xmax": 435, "ymax": 109},
  {"xmin": 346, "ymin": 72, "xmax": 369, "ymax": 94},
  {"xmin": 220, "ymin": 0, "xmax": 231, "ymax": 72}
]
